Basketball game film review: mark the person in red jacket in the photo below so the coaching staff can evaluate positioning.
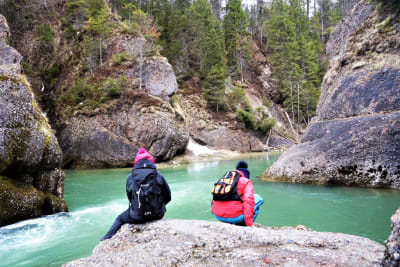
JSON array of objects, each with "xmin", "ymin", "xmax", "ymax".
[{"xmin": 211, "ymin": 161, "xmax": 263, "ymax": 226}]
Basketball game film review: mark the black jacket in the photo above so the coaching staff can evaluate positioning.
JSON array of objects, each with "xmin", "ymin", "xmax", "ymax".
[{"xmin": 126, "ymin": 159, "xmax": 171, "ymax": 220}]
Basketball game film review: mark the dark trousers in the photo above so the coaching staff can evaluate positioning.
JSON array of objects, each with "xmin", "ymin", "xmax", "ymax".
[
  {"xmin": 101, "ymin": 209, "xmax": 162, "ymax": 240},
  {"xmin": 101, "ymin": 209, "xmax": 145, "ymax": 240}
]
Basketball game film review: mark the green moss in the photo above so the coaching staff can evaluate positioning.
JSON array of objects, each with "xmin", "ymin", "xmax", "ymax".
[
  {"xmin": 0, "ymin": 176, "xmax": 31, "ymax": 191},
  {"xmin": 378, "ymin": 16, "xmax": 394, "ymax": 33},
  {"xmin": 111, "ymin": 51, "xmax": 131, "ymax": 66},
  {"xmin": 21, "ymin": 61, "xmax": 34, "ymax": 76},
  {"xmin": 44, "ymin": 64, "xmax": 62, "ymax": 88},
  {"xmin": 0, "ymin": 175, "xmax": 46, "ymax": 226},
  {"xmin": 5, "ymin": 128, "xmax": 30, "ymax": 161},
  {"xmin": 171, "ymin": 94, "xmax": 180, "ymax": 105},
  {"xmin": 7, "ymin": 74, "xmax": 31, "ymax": 91},
  {"xmin": 262, "ymin": 97, "xmax": 273, "ymax": 109},
  {"xmin": 36, "ymin": 24, "xmax": 54, "ymax": 46}
]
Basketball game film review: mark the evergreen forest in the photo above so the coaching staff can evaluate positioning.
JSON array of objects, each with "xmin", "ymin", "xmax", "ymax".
[
  {"xmin": 1, "ymin": 0, "xmax": 356, "ymax": 128},
  {"xmin": 110, "ymin": 0, "xmax": 352, "ymax": 125}
]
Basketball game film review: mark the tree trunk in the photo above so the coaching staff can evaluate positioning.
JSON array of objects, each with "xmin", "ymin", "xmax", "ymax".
[
  {"xmin": 339, "ymin": 19, "xmax": 344, "ymax": 62},
  {"xmin": 297, "ymin": 83, "xmax": 300, "ymax": 125},
  {"xmin": 99, "ymin": 37, "xmax": 103, "ymax": 66},
  {"xmin": 314, "ymin": 0, "xmax": 316, "ymax": 14},
  {"xmin": 319, "ymin": 0, "xmax": 324, "ymax": 43},
  {"xmin": 139, "ymin": 41, "xmax": 143, "ymax": 89},
  {"xmin": 240, "ymin": 41, "xmax": 244, "ymax": 83},
  {"xmin": 210, "ymin": 0, "xmax": 221, "ymax": 20},
  {"xmin": 290, "ymin": 81, "xmax": 295, "ymax": 123}
]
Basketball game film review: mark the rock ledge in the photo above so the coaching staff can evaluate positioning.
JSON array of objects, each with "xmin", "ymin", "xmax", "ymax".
[{"xmin": 64, "ymin": 219, "xmax": 384, "ymax": 266}]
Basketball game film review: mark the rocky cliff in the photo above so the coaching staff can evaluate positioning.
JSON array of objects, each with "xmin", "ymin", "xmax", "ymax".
[
  {"xmin": 64, "ymin": 219, "xmax": 384, "ymax": 266},
  {"xmin": 172, "ymin": 40, "xmax": 297, "ymax": 154},
  {"xmin": 57, "ymin": 34, "xmax": 188, "ymax": 168},
  {"xmin": 58, "ymin": 100, "xmax": 188, "ymax": 168},
  {"xmin": 261, "ymin": 0, "xmax": 400, "ymax": 188},
  {"xmin": 0, "ymin": 15, "xmax": 67, "ymax": 226},
  {"xmin": 0, "ymin": 0, "xmax": 189, "ymax": 168},
  {"xmin": 0, "ymin": 0, "xmax": 296, "ymax": 169}
]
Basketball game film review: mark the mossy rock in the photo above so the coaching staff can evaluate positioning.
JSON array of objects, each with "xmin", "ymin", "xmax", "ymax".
[
  {"xmin": 43, "ymin": 194, "xmax": 68, "ymax": 215},
  {"xmin": 0, "ymin": 175, "xmax": 68, "ymax": 226},
  {"xmin": 0, "ymin": 176, "xmax": 45, "ymax": 226}
]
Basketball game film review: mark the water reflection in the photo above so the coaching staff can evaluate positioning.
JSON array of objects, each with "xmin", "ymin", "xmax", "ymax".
[{"xmin": 187, "ymin": 161, "xmax": 220, "ymax": 172}]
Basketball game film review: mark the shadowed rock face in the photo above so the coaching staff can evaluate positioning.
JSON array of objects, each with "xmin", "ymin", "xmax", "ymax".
[
  {"xmin": 0, "ymin": 15, "xmax": 67, "ymax": 226},
  {"xmin": 262, "ymin": 0, "xmax": 400, "ymax": 188},
  {"xmin": 265, "ymin": 112, "xmax": 400, "ymax": 187},
  {"xmin": 63, "ymin": 219, "xmax": 384, "ymax": 267},
  {"xmin": 318, "ymin": 68, "xmax": 400, "ymax": 120},
  {"xmin": 58, "ymin": 105, "xmax": 189, "ymax": 168}
]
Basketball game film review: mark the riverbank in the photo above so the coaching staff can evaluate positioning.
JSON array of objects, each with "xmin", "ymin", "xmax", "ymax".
[
  {"xmin": 2, "ymin": 156, "xmax": 398, "ymax": 267},
  {"xmin": 157, "ymin": 140, "xmax": 285, "ymax": 169},
  {"xmin": 64, "ymin": 219, "xmax": 384, "ymax": 267}
]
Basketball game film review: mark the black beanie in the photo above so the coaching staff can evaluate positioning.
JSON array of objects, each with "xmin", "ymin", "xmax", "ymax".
[{"xmin": 236, "ymin": 160, "xmax": 248, "ymax": 169}]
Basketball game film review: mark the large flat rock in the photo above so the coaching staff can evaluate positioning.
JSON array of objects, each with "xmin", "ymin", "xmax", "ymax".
[{"xmin": 64, "ymin": 219, "xmax": 384, "ymax": 266}]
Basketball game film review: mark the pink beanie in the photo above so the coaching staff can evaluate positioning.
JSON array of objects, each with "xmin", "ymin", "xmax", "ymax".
[{"xmin": 134, "ymin": 148, "xmax": 155, "ymax": 166}]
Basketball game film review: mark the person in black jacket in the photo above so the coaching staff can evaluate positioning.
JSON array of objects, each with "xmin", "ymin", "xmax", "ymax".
[{"xmin": 101, "ymin": 148, "xmax": 171, "ymax": 240}]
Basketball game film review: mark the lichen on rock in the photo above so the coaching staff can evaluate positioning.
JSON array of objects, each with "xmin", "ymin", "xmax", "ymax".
[{"xmin": 0, "ymin": 14, "xmax": 67, "ymax": 226}]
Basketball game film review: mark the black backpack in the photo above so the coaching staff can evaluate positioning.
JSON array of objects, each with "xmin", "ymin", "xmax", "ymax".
[
  {"xmin": 211, "ymin": 170, "xmax": 243, "ymax": 202},
  {"xmin": 129, "ymin": 163, "xmax": 163, "ymax": 218}
]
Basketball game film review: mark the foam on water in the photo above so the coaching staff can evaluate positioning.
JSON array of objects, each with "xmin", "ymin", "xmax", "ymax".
[
  {"xmin": 186, "ymin": 140, "xmax": 217, "ymax": 156},
  {"xmin": 1, "ymin": 154, "xmax": 399, "ymax": 267},
  {"xmin": 0, "ymin": 200, "xmax": 127, "ymax": 267}
]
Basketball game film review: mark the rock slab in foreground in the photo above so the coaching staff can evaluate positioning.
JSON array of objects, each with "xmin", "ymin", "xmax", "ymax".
[
  {"xmin": 64, "ymin": 219, "xmax": 384, "ymax": 267},
  {"xmin": 383, "ymin": 208, "xmax": 400, "ymax": 266}
]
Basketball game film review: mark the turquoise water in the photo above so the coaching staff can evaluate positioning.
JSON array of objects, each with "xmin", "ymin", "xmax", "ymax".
[{"xmin": 1, "ymin": 153, "xmax": 400, "ymax": 266}]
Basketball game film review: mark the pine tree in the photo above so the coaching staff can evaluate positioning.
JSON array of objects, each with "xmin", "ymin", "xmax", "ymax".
[
  {"xmin": 264, "ymin": 0, "xmax": 322, "ymax": 125},
  {"xmin": 190, "ymin": 0, "xmax": 226, "ymax": 110},
  {"xmin": 223, "ymin": 0, "xmax": 248, "ymax": 71},
  {"xmin": 205, "ymin": 65, "xmax": 226, "ymax": 111},
  {"xmin": 162, "ymin": 0, "xmax": 191, "ymax": 74},
  {"xmin": 85, "ymin": 5, "xmax": 111, "ymax": 67}
]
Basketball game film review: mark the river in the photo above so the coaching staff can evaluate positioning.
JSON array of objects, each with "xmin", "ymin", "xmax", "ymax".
[{"xmin": 1, "ymin": 153, "xmax": 400, "ymax": 266}]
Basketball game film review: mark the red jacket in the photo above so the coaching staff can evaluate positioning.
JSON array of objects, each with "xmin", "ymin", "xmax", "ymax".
[{"xmin": 211, "ymin": 171, "xmax": 255, "ymax": 226}]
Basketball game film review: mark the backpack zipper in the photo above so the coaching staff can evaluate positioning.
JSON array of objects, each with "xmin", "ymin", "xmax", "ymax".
[{"xmin": 137, "ymin": 186, "xmax": 142, "ymax": 209}]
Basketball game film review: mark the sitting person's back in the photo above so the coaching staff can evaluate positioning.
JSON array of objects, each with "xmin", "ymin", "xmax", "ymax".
[
  {"xmin": 211, "ymin": 160, "xmax": 263, "ymax": 226},
  {"xmin": 101, "ymin": 148, "xmax": 171, "ymax": 240}
]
